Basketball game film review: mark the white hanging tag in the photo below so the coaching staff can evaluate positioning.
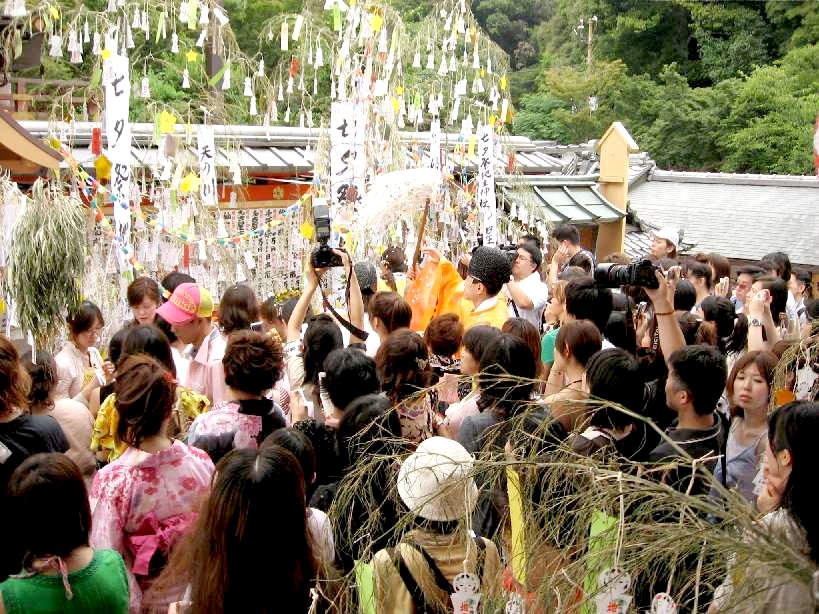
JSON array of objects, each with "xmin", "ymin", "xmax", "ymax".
[
  {"xmin": 444, "ymin": 12, "xmax": 452, "ymax": 31},
  {"xmin": 92, "ymin": 31, "xmax": 101, "ymax": 55},
  {"xmin": 10, "ymin": 0, "xmax": 25, "ymax": 16},
  {"xmin": 171, "ymin": 32, "xmax": 179, "ymax": 53},
  {"xmin": 232, "ymin": 164, "xmax": 242, "ymax": 184},
  {"xmin": 196, "ymin": 28, "xmax": 206, "ymax": 47},
  {"xmin": 182, "ymin": 68, "xmax": 190, "ymax": 88},
  {"xmin": 315, "ymin": 43, "xmax": 324, "ymax": 67},
  {"xmin": 292, "ymin": 14, "xmax": 304, "ymax": 40},
  {"xmin": 594, "ymin": 569, "xmax": 633, "ymax": 614},
  {"xmin": 313, "ymin": 74, "xmax": 318, "ymax": 95},
  {"xmin": 377, "ymin": 27, "xmax": 388, "ymax": 53},
  {"xmin": 126, "ymin": 25, "xmax": 135, "ymax": 48},
  {"xmin": 48, "ymin": 34, "xmax": 62, "ymax": 58},
  {"xmin": 450, "ymin": 97, "xmax": 461, "ymax": 124},
  {"xmin": 249, "ymin": 96, "xmax": 257, "ymax": 116},
  {"xmin": 141, "ymin": 10, "xmax": 149, "ymax": 35},
  {"xmin": 487, "ymin": 55, "xmax": 492, "ymax": 74},
  {"xmin": 280, "ymin": 20, "xmax": 288, "ymax": 51},
  {"xmin": 222, "ymin": 65, "xmax": 231, "ymax": 90},
  {"xmin": 243, "ymin": 76, "xmax": 252, "ymax": 96},
  {"xmin": 213, "ymin": 6, "xmax": 229, "ymax": 26},
  {"xmin": 437, "ymin": 55, "xmax": 447, "ymax": 76},
  {"xmin": 179, "ymin": 0, "xmax": 188, "ymax": 22},
  {"xmin": 450, "ymin": 572, "xmax": 481, "ymax": 614},
  {"xmin": 426, "ymin": 52, "xmax": 434, "ymax": 70},
  {"xmin": 455, "ymin": 78, "xmax": 467, "ymax": 97},
  {"xmin": 198, "ymin": 239, "xmax": 207, "ymax": 260},
  {"xmin": 373, "ymin": 79, "xmax": 387, "ymax": 97},
  {"xmin": 132, "ymin": 8, "xmax": 140, "ymax": 29},
  {"xmin": 650, "ymin": 593, "xmax": 678, "ymax": 614},
  {"xmin": 198, "ymin": 3, "xmax": 209, "ymax": 25},
  {"xmin": 83, "ymin": 20, "xmax": 90, "ymax": 43},
  {"xmin": 286, "ymin": 76, "xmax": 294, "ymax": 94},
  {"xmin": 244, "ymin": 250, "xmax": 256, "ymax": 270},
  {"xmin": 140, "ymin": 76, "xmax": 150, "ymax": 98},
  {"xmin": 448, "ymin": 54, "xmax": 457, "ymax": 72},
  {"xmin": 271, "ymin": 101, "xmax": 278, "ymax": 121},
  {"xmin": 501, "ymin": 98, "xmax": 510, "ymax": 123},
  {"xmin": 284, "ymin": 106, "xmax": 290, "ymax": 122},
  {"xmin": 473, "ymin": 47, "xmax": 480, "ymax": 69},
  {"xmin": 258, "ymin": 58, "xmax": 264, "ymax": 76},
  {"xmin": 277, "ymin": 83, "xmax": 284, "ymax": 101},
  {"xmin": 412, "ymin": 51, "xmax": 421, "ymax": 68},
  {"xmin": 235, "ymin": 260, "xmax": 247, "ymax": 283}
]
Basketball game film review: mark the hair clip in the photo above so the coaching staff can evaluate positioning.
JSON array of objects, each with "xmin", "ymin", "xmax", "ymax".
[{"xmin": 416, "ymin": 357, "xmax": 428, "ymax": 370}]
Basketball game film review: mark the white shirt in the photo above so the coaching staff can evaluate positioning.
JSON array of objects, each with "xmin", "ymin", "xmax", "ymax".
[{"xmin": 507, "ymin": 272, "xmax": 549, "ymax": 328}]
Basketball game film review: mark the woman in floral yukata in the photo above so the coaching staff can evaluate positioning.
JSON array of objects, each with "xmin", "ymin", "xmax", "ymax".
[
  {"xmin": 186, "ymin": 330, "xmax": 286, "ymax": 463},
  {"xmin": 90, "ymin": 354, "xmax": 214, "ymax": 613}
]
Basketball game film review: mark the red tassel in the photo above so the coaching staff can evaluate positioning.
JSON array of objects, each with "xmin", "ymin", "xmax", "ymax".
[
  {"xmin": 507, "ymin": 152, "xmax": 516, "ymax": 173},
  {"xmin": 91, "ymin": 127, "xmax": 102, "ymax": 155},
  {"xmin": 289, "ymin": 57, "xmax": 299, "ymax": 78},
  {"xmin": 182, "ymin": 243, "xmax": 190, "ymax": 269}
]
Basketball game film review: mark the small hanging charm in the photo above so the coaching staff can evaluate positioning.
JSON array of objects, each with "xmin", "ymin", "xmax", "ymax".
[
  {"xmin": 286, "ymin": 75, "xmax": 294, "ymax": 94},
  {"xmin": 448, "ymin": 54, "xmax": 457, "ymax": 72},
  {"xmin": 277, "ymin": 83, "xmax": 284, "ymax": 101},
  {"xmin": 292, "ymin": 14, "xmax": 304, "ymax": 40},
  {"xmin": 426, "ymin": 52, "xmax": 434, "ymax": 70},
  {"xmin": 284, "ymin": 106, "xmax": 290, "ymax": 123},
  {"xmin": 182, "ymin": 68, "xmax": 190, "ymax": 88},
  {"xmin": 198, "ymin": 3, "xmax": 209, "ymax": 25},
  {"xmin": 504, "ymin": 593, "xmax": 524, "ymax": 614},
  {"xmin": 437, "ymin": 55, "xmax": 447, "ymax": 76},
  {"xmin": 92, "ymin": 31, "xmax": 101, "ymax": 55},
  {"xmin": 106, "ymin": 0, "xmax": 116, "ymax": 12},
  {"xmin": 48, "ymin": 34, "xmax": 62, "ymax": 58},
  {"xmin": 83, "ymin": 20, "xmax": 90, "ymax": 44},
  {"xmin": 450, "ymin": 572, "xmax": 481, "ymax": 614},
  {"xmin": 140, "ymin": 76, "xmax": 150, "ymax": 98},
  {"xmin": 412, "ymin": 49, "xmax": 421, "ymax": 68},
  {"xmin": 235, "ymin": 260, "xmax": 247, "ymax": 283},
  {"xmin": 195, "ymin": 28, "xmax": 206, "ymax": 47},
  {"xmin": 315, "ymin": 43, "xmax": 324, "ymax": 67},
  {"xmin": 650, "ymin": 593, "xmax": 678, "ymax": 614},
  {"xmin": 595, "ymin": 569, "xmax": 633, "ymax": 614},
  {"xmin": 257, "ymin": 58, "xmax": 264, "ymax": 77},
  {"xmin": 141, "ymin": 9, "xmax": 149, "ymax": 36},
  {"xmin": 171, "ymin": 31, "xmax": 179, "ymax": 53},
  {"xmin": 271, "ymin": 101, "xmax": 278, "ymax": 122},
  {"xmin": 244, "ymin": 250, "xmax": 256, "ymax": 270},
  {"xmin": 179, "ymin": 0, "xmax": 188, "ymax": 23},
  {"xmin": 249, "ymin": 95, "xmax": 257, "ymax": 116},
  {"xmin": 222, "ymin": 65, "xmax": 231, "ymax": 90},
  {"xmin": 126, "ymin": 25, "xmax": 135, "ymax": 49},
  {"xmin": 132, "ymin": 7, "xmax": 140, "ymax": 30}
]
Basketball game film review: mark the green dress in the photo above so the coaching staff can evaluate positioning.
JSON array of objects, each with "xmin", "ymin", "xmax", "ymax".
[{"xmin": 0, "ymin": 549, "xmax": 129, "ymax": 614}]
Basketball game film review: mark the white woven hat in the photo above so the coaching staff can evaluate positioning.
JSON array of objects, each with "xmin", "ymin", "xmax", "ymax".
[{"xmin": 397, "ymin": 437, "xmax": 479, "ymax": 522}]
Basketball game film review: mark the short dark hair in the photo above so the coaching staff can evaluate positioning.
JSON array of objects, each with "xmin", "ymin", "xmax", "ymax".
[
  {"xmin": 161, "ymin": 272, "xmax": 195, "ymax": 297},
  {"xmin": 674, "ymin": 279, "xmax": 697, "ymax": 312},
  {"xmin": 424, "ymin": 314, "xmax": 464, "ymax": 357},
  {"xmin": 604, "ymin": 311, "xmax": 637, "ymax": 356},
  {"xmin": 280, "ymin": 296, "xmax": 301, "ymax": 325},
  {"xmin": 219, "ymin": 284, "xmax": 259, "ymax": 335},
  {"xmin": 108, "ymin": 327, "xmax": 130, "ymax": 365},
  {"xmin": 761, "ymin": 252, "xmax": 792, "ymax": 282},
  {"xmin": 667, "ymin": 345, "xmax": 727, "ymax": 416},
  {"xmin": 127, "ymin": 277, "xmax": 162, "ymax": 308},
  {"xmin": 795, "ymin": 269, "xmax": 812, "ymax": 298},
  {"xmin": 686, "ymin": 261, "xmax": 713, "ymax": 290},
  {"xmin": 381, "ymin": 246, "xmax": 407, "ymax": 273},
  {"xmin": 677, "ymin": 312, "xmax": 701, "ymax": 345},
  {"xmin": 555, "ymin": 319, "xmax": 602, "ymax": 367},
  {"xmin": 565, "ymin": 277, "xmax": 613, "ymax": 335},
  {"xmin": 369, "ymin": 292, "xmax": 412, "ymax": 333},
  {"xmin": 375, "ymin": 329, "xmax": 431, "ymax": 404},
  {"xmin": 303, "ymin": 315, "xmax": 343, "ymax": 388},
  {"xmin": 260, "ymin": 296, "xmax": 281, "ymax": 322},
  {"xmin": 261, "ymin": 429, "xmax": 316, "ymax": 487},
  {"xmin": 323, "ymin": 348, "xmax": 379, "ymax": 410},
  {"xmin": 7, "ymin": 453, "xmax": 91, "ymax": 564},
  {"xmin": 519, "ymin": 243, "xmax": 543, "ymax": 270},
  {"xmin": 586, "ymin": 348, "xmax": 644, "ymax": 429},
  {"xmin": 223, "ymin": 330, "xmax": 283, "ymax": 395},
  {"xmin": 553, "ymin": 224, "xmax": 580, "ymax": 246},
  {"xmin": 707, "ymin": 253, "xmax": 731, "ymax": 283},
  {"xmin": 558, "ymin": 266, "xmax": 588, "ymax": 281},
  {"xmin": 519, "ymin": 233, "xmax": 542, "ymax": 250},
  {"xmin": 337, "ymin": 394, "xmax": 403, "ymax": 468},
  {"xmin": 122, "ymin": 324, "xmax": 176, "ymax": 375},
  {"xmin": 758, "ymin": 277, "xmax": 789, "ymax": 325},
  {"xmin": 461, "ymin": 325, "xmax": 502, "ymax": 363},
  {"xmin": 735, "ymin": 265, "xmax": 766, "ymax": 280},
  {"xmin": 66, "ymin": 301, "xmax": 104, "ymax": 338}
]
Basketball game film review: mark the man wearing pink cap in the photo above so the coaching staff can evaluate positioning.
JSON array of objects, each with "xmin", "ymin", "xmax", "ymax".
[{"xmin": 156, "ymin": 283, "xmax": 227, "ymax": 406}]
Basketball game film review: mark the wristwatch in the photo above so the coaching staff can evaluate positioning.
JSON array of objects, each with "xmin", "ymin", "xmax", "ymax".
[{"xmin": 750, "ymin": 318, "xmax": 762, "ymax": 327}]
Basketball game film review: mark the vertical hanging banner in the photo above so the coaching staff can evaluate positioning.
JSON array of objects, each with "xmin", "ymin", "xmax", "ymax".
[
  {"xmin": 477, "ymin": 123, "xmax": 497, "ymax": 246},
  {"xmin": 329, "ymin": 101, "xmax": 366, "ymax": 206},
  {"xmin": 104, "ymin": 52, "xmax": 133, "ymax": 277},
  {"xmin": 429, "ymin": 118, "xmax": 442, "ymax": 171},
  {"xmin": 197, "ymin": 125, "xmax": 217, "ymax": 206}
]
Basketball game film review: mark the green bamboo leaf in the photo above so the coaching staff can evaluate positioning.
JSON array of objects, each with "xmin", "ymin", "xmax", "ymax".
[
  {"xmin": 208, "ymin": 61, "xmax": 229, "ymax": 87},
  {"xmin": 89, "ymin": 67, "xmax": 102, "ymax": 89}
]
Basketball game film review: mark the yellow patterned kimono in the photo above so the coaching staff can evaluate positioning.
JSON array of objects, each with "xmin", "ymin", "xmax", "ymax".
[{"xmin": 91, "ymin": 387, "xmax": 210, "ymax": 462}]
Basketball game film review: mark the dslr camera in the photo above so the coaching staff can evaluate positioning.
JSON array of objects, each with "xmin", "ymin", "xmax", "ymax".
[
  {"xmin": 594, "ymin": 259, "xmax": 660, "ymax": 289},
  {"xmin": 310, "ymin": 201, "xmax": 343, "ymax": 269}
]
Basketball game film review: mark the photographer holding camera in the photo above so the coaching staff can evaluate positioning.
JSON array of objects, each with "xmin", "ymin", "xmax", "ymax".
[{"xmin": 505, "ymin": 243, "xmax": 550, "ymax": 329}]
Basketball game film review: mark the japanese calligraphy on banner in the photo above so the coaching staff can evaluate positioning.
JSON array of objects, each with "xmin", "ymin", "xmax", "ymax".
[
  {"xmin": 329, "ymin": 101, "xmax": 366, "ymax": 205},
  {"xmin": 429, "ymin": 118, "xmax": 442, "ymax": 171},
  {"xmin": 477, "ymin": 123, "xmax": 497, "ymax": 246},
  {"xmin": 197, "ymin": 125, "xmax": 217, "ymax": 206},
  {"xmin": 104, "ymin": 52, "xmax": 133, "ymax": 278}
]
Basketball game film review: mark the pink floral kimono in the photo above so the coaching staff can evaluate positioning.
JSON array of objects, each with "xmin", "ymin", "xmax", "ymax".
[{"xmin": 90, "ymin": 440, "xmax": 214, "ymax": 612}]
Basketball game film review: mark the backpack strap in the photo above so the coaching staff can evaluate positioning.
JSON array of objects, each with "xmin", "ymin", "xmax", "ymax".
[{"xmin": 389, "ymin": 542, "xmax": 453, "ymax": 614}]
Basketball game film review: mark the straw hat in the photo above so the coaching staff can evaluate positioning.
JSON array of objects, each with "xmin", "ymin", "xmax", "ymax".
[{"xmin": 397, "ymin": 437, "xmax": 478, "ymax": 522}]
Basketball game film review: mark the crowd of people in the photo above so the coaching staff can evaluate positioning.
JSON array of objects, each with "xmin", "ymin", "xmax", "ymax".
[{"xmin": 0, "ymin": 223, "xmax": 817, "ymax": 613}]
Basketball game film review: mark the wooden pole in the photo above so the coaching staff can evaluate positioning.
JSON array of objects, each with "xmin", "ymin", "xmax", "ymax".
[{"xmin": 412, "ymin": 197, "xmax": 431, "ymax": 266}]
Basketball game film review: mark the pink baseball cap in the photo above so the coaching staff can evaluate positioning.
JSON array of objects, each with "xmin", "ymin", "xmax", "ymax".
[{"xmin": 156, "ymin": 283, "xmax": 214, "ymax": 325}]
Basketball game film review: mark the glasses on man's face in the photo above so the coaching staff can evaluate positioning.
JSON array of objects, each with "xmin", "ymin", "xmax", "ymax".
[{"xmin": 514, "ymin": 253, "xmax": 532, "ymax": 264}]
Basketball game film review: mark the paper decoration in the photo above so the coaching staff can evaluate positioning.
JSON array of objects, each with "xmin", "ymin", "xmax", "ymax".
[
  {"xmin": 182, "ymin": 68, "xmax": 190, "ymax": 88},
  {"xmin": 104, "ymin": 53, "xmax": 133, "ymax": 276},
  {"xmin": 196, "ymin": 125, "xmax": 217, "ymax": 206},
  {"xmin": 594, "ymin": 569, "xmax": 633, "ymax": 614},
  {"xmin": 222, "ymin": 65, "xmax": 231, "ymax": 90},
  {"xmin": 651, "ymin": 593, "xmax": 678, "ymax": 614},
  {"xmin": 292, "ymin": 14, "xmax": 304, "ymax": 40},
  {"xmin": 243, "ymin": 76, "xmax": 252, "ymax": 96},
  {"xmin": 330, "ymin": 102, "xmax": 366, "ymax": 205},
  {"xmin": 249, "ymin": 96, "xmax": 258, "ymax": 116},
  {"xmin": 171, "ymin": 32, "xmax": 179, "ymax": 53},
  {"xmin": 280, "ymin": 20, "xmax": 288, "ymax": 51},
  {"xmin": 476, "ymin": 123, "xmax": 497, "ymax": 246},
  {"xmin": 451, "ymin": 572, "xmax": 481, "ymax": 614},
  {"xmin": 140, "ymin": 76, "xmax": 150, "ymax": 98},
  {"xmin": 429, "ymin": 119, "xmax": 441, "ymax": 171}
]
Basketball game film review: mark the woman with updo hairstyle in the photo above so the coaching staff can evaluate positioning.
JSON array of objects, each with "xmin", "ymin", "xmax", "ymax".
[
  {"xmin": 369, "ymin": 291, "xmax": 412, "ymax": 345},
  {"xmin": 376, "ymin": 328, "xmax": 437, "ymax": 445},
  {"xmin": 91, "ymin": 355, "xmax": 214, "ymax": 613},
  {"xmin": 91, "ymin": 325, "xmax": 210, "ymax": 462},
  {"xmin": 188, "ymin": 330, "xmax": 286, "ymax": 462},
  {"xmin": 218, "ymin": 283, "xmax": 259, "ymax": 336},
  {"xmin": 54, "ymin": 300, "xmax": 105, "ymax": 404}
]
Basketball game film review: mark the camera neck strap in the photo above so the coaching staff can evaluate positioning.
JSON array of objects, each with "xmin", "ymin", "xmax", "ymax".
[{"xmin": 318, "ymin": 257, "xmax": 370, "ymax": 342}]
